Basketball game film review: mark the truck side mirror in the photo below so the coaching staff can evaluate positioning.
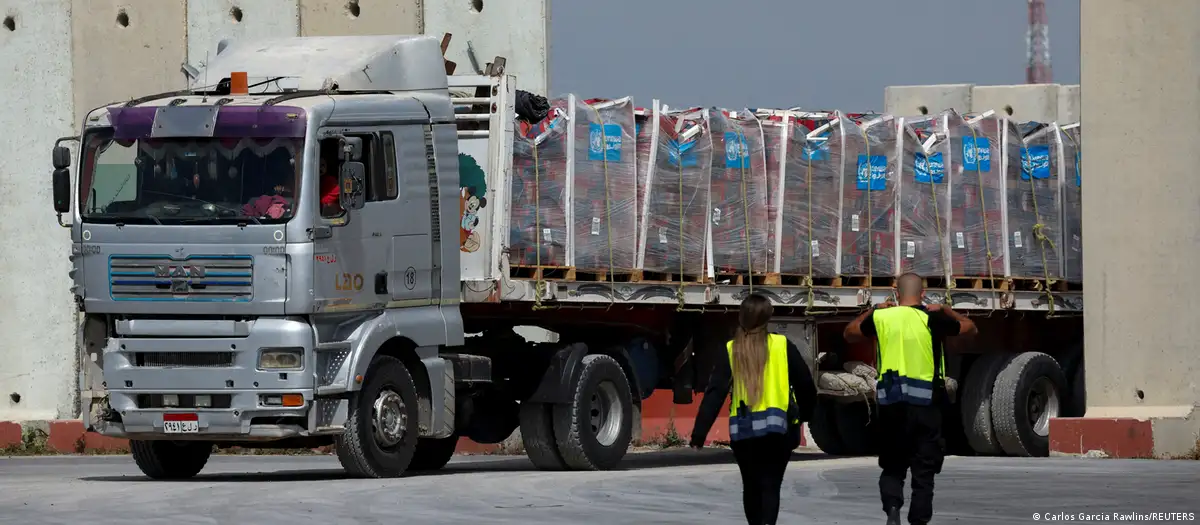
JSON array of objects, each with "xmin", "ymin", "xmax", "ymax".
[
  {"xmin": 52, "ymin": 146, "xmax": 71, "ymax": 170},
  {"xmin": 339, "ymin": 161, "xmax": 366, "ymax": 211},
  {"xmin": 339, "ymin": 137, "xmax": 363, "ymax": 161},
  {"xmin": 53, "ymin": 168, "xmax": 71, "ymax": 214}
]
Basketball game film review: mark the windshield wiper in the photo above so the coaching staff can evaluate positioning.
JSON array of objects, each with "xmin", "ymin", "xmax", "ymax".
[
  {"xmin": 144, "ymin": 190, "xmax": 260, "ymax": 225},
  {"xmin": 180, "ymin": 215, "xmax": 261, "ymax": 226}
]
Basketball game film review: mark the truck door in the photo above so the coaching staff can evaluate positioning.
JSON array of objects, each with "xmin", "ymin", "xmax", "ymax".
[{"xmin": 312, "ymin": 127, "xmax": 433, "ymax": 310}]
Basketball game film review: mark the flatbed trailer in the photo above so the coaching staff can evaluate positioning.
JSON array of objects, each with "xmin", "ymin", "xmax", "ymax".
[{"xmin": 56, "ymin": 35, "xmax": 1083, "ymax": 480}]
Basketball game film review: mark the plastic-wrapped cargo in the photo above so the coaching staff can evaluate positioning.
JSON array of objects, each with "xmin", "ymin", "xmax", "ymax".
[
  {"xmin": 1060, "ymin": 123, "xmax": 1082, "ymax": 284},
  {"xmin": 1004, "ymin": 122, "xmax": 1064, "ymax": 282},
  {"xmin": 709, "ymin": 109, "xmax": 770, "ymax": 275},
  {"xmin": 778, "ymin": 113, "xmax": 840, "ymax": 279},
  {"xmin": 838, "ymin": 113, "xmax": 899, "ymax": 279},
  {"xmin": 570, "ymin": 96, "xmax": 639, "ymax": 274},
  {"xmin": 634, "ymin": 105, "xmax": 655, "ymax": 251},
  {"xmin": 897, "ymin": 114, "xmax": 951, "ymax": 279},
  {"xmin": 638, "ymin": 106, "xmax": 713, "ymax": 279},
  {"xmin": 510, "ymin": 103, "xmax": 570, "ymax": 267},
  {"xmin": 947, "ymin": 111, "xmax": 1007, "ymax": 280},
  {"xmin": 759, "ymin": 113, "xmax": 785, "ymax": 271}
]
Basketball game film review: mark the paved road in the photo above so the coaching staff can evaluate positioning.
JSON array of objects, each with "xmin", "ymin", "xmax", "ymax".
[{"xmin": 1, "ymin": 451, "xmax": 1197, "ymax": 524}]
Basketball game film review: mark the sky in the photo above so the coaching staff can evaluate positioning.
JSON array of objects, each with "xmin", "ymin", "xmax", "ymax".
[{"xmin": 548, "ymin": 0, "xmax": 1080, "ymax": 111}]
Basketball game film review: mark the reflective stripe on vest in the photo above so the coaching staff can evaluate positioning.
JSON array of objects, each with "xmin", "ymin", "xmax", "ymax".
[
  {"xmin": 872, "ymin": 307, "xmax": 945, "ymax": 406},
  {"xmin": 726, "ymin": 333, "xmax": 792, "ymax": 441}
]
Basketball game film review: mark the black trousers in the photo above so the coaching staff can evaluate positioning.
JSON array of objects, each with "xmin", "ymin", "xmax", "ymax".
[
  {"xmin": 730, "ymin": 432, "xmax": 793, "ymax": 525},
  {"xmin": 878, "ymin": 402, "xmax": 945, "ymax": 524}
]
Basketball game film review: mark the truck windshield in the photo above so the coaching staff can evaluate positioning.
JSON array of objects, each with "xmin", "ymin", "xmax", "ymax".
[{"xmin": 78, "ymin": 128, "xmax": 303, "ymax": 225}]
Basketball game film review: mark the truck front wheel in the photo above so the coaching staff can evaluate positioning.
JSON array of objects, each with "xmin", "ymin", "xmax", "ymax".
[
  {"xmin": 552, "ymin": 354, "xmax": 634, "ymax": 470},
  {"xmin": 130, "ymin": 440, "xmax": 212, "ymax": 480},
  {"xmin": 336, "ymin": 355, "xmax": 421, "ymax": 478},
  {"xmin": 407, "ymin": 436, "xmax": 459, "ymax": 471}
]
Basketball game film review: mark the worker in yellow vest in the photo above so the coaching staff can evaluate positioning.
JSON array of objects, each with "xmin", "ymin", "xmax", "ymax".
[
  {"xmin": 690, "ymin": 293, "xmax": 817, "ymax": 525},
  {"xmin": 844, "ymin": 273, "xmax": 977, "ymax": 525}
]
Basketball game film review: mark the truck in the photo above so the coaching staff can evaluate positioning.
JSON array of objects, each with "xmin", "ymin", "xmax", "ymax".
[{"xmin": 51, "ymin": 35, "xmax": 1085, "ymax": 479}]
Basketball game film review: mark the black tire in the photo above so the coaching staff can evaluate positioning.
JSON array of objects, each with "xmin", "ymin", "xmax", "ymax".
[
  {"xmin": 407, "ymin": 436, "xmax": 458, "ymax": 471},
  {"xmin": 808, "ymin": 398, "xmax": 846, "ymax": 456},
  {"xmin": 552, "ymin": 354, "xmax": 634, "ymax": 470},
  {"xmin": 833, "ymin": 401, "xmax": 878, "ymax": 456},
  {"xmin": 1063, "ymin": 359, "xmax": 1087, "ymax": 418},
  {"xmin": 519, "ymin": 401, "xmax": 566, "ymax": 470},
  {"xmin": 335, "ymin": 355, "xmax": 421, "ymax": 478},
  {"xmin": 130, "ymin": 440, "xmax": 212, "ymax": 480},
  {"xmin": 959, "ymin": 354, "xmax": 1014, "ymax": 455},
  {"xmin": 990, "ymin": 352, "xmax": 1067, "ymax": 457}
]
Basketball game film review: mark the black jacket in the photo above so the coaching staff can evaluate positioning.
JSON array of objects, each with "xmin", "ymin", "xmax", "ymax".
[{"xmin": 690, "ymin": 335, "xmax": 818, "ymax": 447}]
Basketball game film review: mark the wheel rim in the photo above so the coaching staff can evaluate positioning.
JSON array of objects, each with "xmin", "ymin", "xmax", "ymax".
[
  {"xmin": 1027, "ymin": 377, "xmax": 1060, "ymax": 437},
  {"xmin": 372, "ymin": 389, "xmax": 408, "ymax": 448},
  {"xmin": 590, "ymin": 380, "xmax": 624, "ymax": 447}
]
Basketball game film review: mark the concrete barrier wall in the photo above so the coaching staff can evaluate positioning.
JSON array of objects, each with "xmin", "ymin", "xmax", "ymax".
[
  {"xmin": 424, "ymin": 0, "xmax": 548, "ymax": 95},
  {"xmin": 0, "ymin": 0, "xmax": 549, "ymax": 423},
  {"xmin": 298, "ymin": 0, "xmax": 421, "ymax": 37},
  {"xmin": 187, "ymin": 0, "xmax": 300, "ymax": 67},
  {"xmin": 0, "ymin": 0, "xmax": 78, "ymax": 421},
  {"xmin": 883, "ymin": 83, "xmax": 1081, "ymax": 123}
]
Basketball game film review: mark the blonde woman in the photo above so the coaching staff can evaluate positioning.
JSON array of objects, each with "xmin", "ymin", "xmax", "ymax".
[{"xmin": 690, "ymin": 293, "xmax": 817, "ymax": 525}]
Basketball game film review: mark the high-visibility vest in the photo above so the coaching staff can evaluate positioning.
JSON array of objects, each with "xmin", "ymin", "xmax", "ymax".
[
  {"xmin": 726, "ymin": 333, "xmax": 794, "ymax": 441},
  {"xmin": 872, "ymin": 306, "xmax": 945, "ymax": 405}
]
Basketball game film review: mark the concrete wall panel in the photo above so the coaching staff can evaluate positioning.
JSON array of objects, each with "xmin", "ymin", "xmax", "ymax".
[
  {"xmin": 187, "ymin": 0, "xmax": 299, "ymax": 66},
  {"xmin": 299, "ymin": 0, "xmax": 421, "ymax": 37},
  {"xmin": 1080, "ymin": 0, "xmax": 1200, "ymax": 411},
  {"xmin": 424, "ymin": 0, "xmax": 548, "ymax": 95},
  {"xmin": 0, "ymin": 0, "xmax": 79, "ymax": 421},
  {"xmin": 883, "ymin": 83, "xmax": 973, "ymax": 117},
  {"xmin": 1058, "ymin": 84, "xmax": 1081, "ymax": 124},
  {"xmin": 71, "ymin": 0, "xmax": 188, "ymax": 126},
  {"xmin": 970, "ymin": 84, "xmax": 1060, "ymax": 123}
]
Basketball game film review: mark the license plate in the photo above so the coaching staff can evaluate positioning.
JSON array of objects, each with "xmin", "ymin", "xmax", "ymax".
[{"xmin": 163, "ymin": 413, "xmax": 199, "ymax": 433}]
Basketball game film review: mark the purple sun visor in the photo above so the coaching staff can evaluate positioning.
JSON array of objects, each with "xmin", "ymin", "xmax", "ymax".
[{"xmin": 107, "ymin": 105, "xmax": 307, "ymax": 140}]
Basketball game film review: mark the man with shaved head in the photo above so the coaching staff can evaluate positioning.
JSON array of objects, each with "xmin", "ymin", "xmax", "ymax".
[{"xmin": 844, "ymin": 272, "xmax": 977, "ymax": 525}]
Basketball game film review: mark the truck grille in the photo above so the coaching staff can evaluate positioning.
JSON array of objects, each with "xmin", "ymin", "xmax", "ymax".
[
  {"xmin": 134, "ymin": 351, "xmax": 235, "ymax": 368},
  {"xmin": 109, "ymin": 255, "xmax": 253, "ymax": 301}
]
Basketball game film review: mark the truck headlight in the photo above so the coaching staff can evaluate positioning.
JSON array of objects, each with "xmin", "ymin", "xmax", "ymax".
[{"xmin": 258, "ymin": 348, "xmax": 304, "ymax": 371}]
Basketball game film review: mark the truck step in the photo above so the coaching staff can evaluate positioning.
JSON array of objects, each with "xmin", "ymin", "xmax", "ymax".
[{"xmin": 316, "ymin": 341, "xmax": 352, "ymax": 353}]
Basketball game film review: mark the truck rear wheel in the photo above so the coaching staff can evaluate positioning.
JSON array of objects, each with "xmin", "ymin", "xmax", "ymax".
[
  {"xmin": 552, "ymin": 354, "xmax": 634, "ymax": 470},
  {"xmin": 130, "ymin": 440, "xmax": 212, "ymax": 479},
  {"xmin": 808, "ymin": 398, "xmax": 847, "ymax": 456},
  {"xmin": 407, "ymin": 436, "xmax": 459, "ymax": 471},
  {"xmin": 833, "ymin": 401, "xmax": 878, "ymax": 456},
  {"xmin": 990, "ymin": 352, "xmax": 1066, "ymax": 457},
  {"xmin": 336, "ymin": 355, "xmax": 420, "ymax": 478},
  {"xmin": 519, "ymin": 401, "xmax": 567, "ymax": 470},
  {"xmin": 959, "ymin": 354, "xmax": 1013, "ymax": 455}
]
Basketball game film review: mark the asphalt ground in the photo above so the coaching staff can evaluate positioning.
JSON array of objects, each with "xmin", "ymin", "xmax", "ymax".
[{"xmin": 1, "ymin": 450, "xmax": 1197, "ymax": 524}]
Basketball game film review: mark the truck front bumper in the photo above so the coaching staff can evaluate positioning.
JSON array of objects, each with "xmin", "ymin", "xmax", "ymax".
[{"xmin": 97, "ymin": 317, "xmax": 346, "ymax": 441}]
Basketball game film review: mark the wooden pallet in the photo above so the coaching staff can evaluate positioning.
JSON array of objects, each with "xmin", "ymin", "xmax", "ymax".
[
  {"xmin": 510, "ymin": 265, "xmax": 574, "ymax": 280},
  {"xmin": 775, "ymin": 274, "xmax": 842, "ymax": 287},
  {"xmin": 633, "ymin": 270, "xmax": 706, "ymax": 283},
  {"xmin": 713, "ymin": 272, "xmax": 774, "ymax": 286},
  {"xmin": 841, "ymin": 275, "xmax": 898, "ymax": 288},
  {"xmin": 573, "ymin": 268, "xmax": 639, "ymax": 283},
  {"xmin": 1008, "ymin": 276, "xmax": 1068, "ymax": 292},
  {"xmin": 947, "ymin": 277, "xmax": 1008, "ymax": 290}
]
